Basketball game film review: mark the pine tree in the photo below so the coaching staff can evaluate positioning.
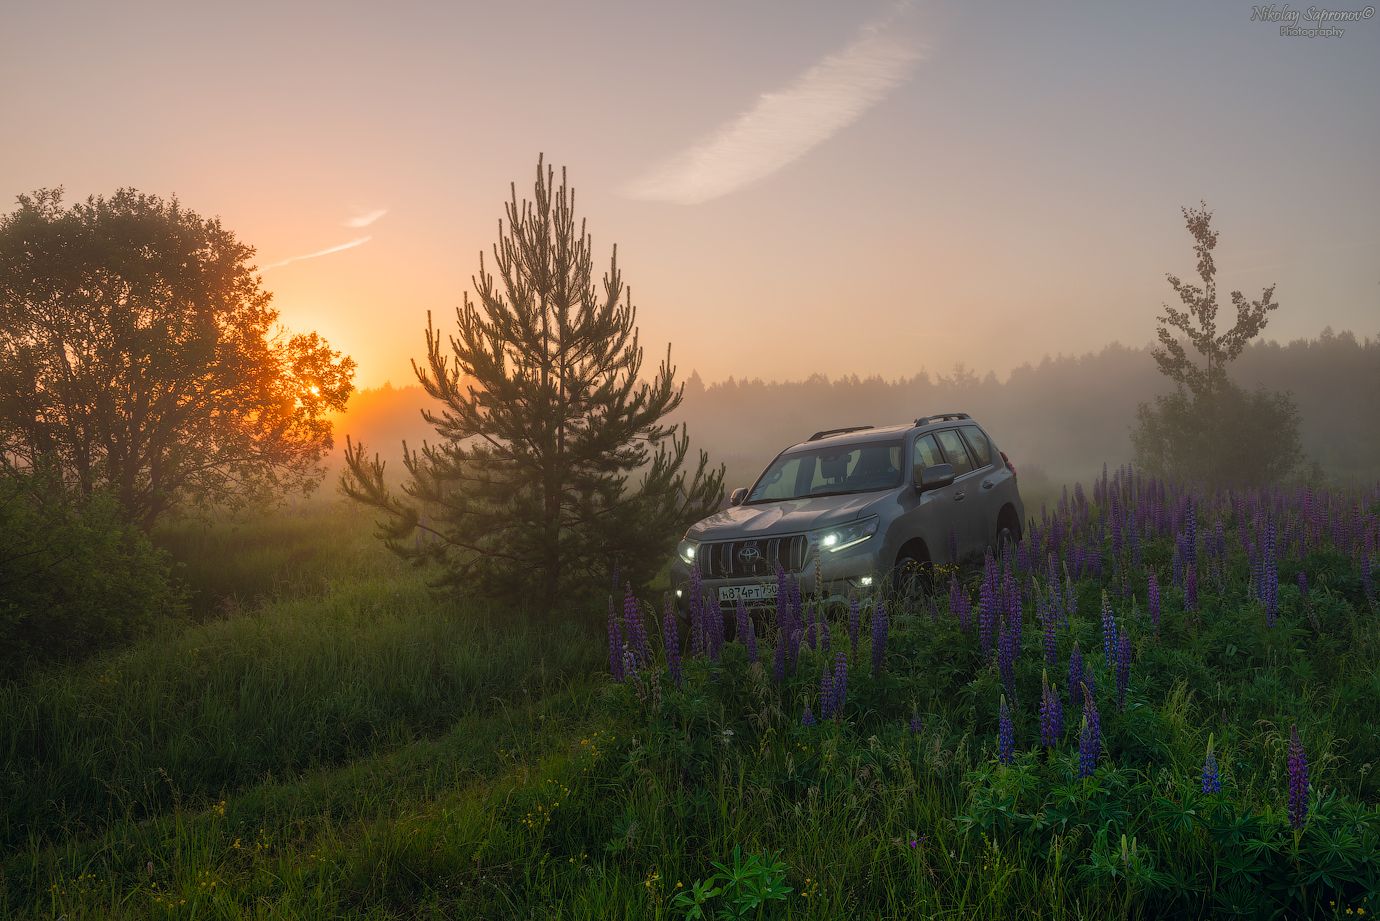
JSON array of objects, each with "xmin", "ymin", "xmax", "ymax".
[{"xmin": 342, "ymin": 157, "xmax": 723, "ymax": 609}]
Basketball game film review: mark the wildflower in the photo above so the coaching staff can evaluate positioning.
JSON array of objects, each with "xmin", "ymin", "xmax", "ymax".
[
  {"xmin": 871, "ymin": 601, "xmax": 888, "ymax": 675},
  {"xmin": 1184, "ymin": 563, "xmax": 1198, "ymax": 613},
  {"xmin": 735, "ymin": 600, "xmax": 750, "ymax": 650},
  {"xmin": 997, "ymin": 618, "xmax": 1015, "ymax": 698},
  {"xmin": 1288, "ymin": 724, "xmax": 1309, "ymax": 830},
  {"xmin": 1100, "ymin": 591, "xmax": 1116, "ymax": 668},
  {"xmin": 662, "ymin": 598, "xmax": 682, "ymax": 688},
  {"xmin": 1067, "ymin": 642, "xmax": 1084, "ymax": 711},
  {"xmin": 1115, "ymin": 627, "xmax": 1131, "ymax": 710},
  {"xmin": 1201, "ymin": 734, "xmax": 1221, "ymax": 795},
  {"xmin": 1296, "ymin": 570, "xmax": 1309, "ymax": 602},
  {"xmin": 801, "ymin": 705, "xmax": 816, "ymax": 727},
  {"xmin": 1147, "ymin": 570, "xmax": 1161, "ymax": 635},
  {"xmin": 1039, "ymin": 669, "xmax": 1063, "ymax": 747},
  {"xmin": 979, "ymin": 553, "xmax": 998, "ymax": 652},
  {"xmin": 819, "ymin": 667, "xmax": 835, "ymax": 720},
  {"xmin": 1041, "ymin": 599, "xmax": 1057, "ymax": 667},
  {"xmin": 998, "ymin": 694, "xmax": 1015, "ymax": 764},
  {"xmin": 832, "ymin": 652, "xmax": 849, "ymax": 717},
  {"xmin": 607, "ymin": 597, "xmax": 624, "ymax": 682},
  {"xmin": 1078, "ymin": 685, "xmax": 1101, "ymax": 778},
  {"xmin": 746, "ymin": 616, "xmax": 758, "ymax": 664},
  {"xmin": 909, "ymin": 711, "xmax": 923, "ymax": 734}
]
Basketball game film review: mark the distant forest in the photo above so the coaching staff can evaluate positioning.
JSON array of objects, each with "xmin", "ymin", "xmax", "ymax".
[{"xmin": 336, "ymin": 329, "xmax": 1380, "ymax": 504}]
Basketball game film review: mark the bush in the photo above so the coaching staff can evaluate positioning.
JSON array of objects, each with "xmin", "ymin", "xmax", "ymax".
[
  {"xmin": 0, "ymin": 473, "xmax": 184, "ymax": 679},
  {"xmin": 1132, "ymin": 382, "xmax": 1303, "ymax": 489}
]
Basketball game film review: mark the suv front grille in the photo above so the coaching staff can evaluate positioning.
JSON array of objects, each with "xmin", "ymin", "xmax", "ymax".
[{"xmin": 698, "ymin": 535, "xmax": 809, "ymax": 579}]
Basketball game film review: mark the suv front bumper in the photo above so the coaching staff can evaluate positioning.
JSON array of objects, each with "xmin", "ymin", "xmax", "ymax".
[{"xmin": 670, "ymin": 538, "xmax": 881, "ymax": 613}]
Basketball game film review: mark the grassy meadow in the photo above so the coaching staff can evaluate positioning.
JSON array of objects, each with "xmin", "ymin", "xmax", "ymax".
[{"xmin": 3, "ymin": 476, "xmax": 1380, "ymax": 919}]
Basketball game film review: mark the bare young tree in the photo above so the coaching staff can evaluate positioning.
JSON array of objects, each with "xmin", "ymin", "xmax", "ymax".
[{"xmin": 1153, "ymin": 202, "xmax": 1278, "ymax": 397}]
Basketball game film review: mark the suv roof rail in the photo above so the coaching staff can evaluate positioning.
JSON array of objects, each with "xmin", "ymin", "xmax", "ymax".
[
  {"xmin": 914, "ymin": 412, "xmax": 971, "ymax": 426},
  {"xmin": 808, "ymin": 425, "xmax": 873, "ymax": 441}
]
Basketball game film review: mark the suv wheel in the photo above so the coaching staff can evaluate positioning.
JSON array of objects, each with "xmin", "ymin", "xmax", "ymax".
[
  {"xmin": 995, "ymin": 506, "xmax": 1022, "ymax": 556},
  {"xmin": 893, "ymin": 543, "xmax": 934, "ymax": 598}
]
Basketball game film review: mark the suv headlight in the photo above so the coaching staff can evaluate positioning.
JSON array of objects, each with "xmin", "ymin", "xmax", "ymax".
[
  {"xmin": 677, "ymin": 539, "xmax": 700, "ymax": 564},
  {"xmin": 811, "ymin": 516, "xmax": 878, "ymax": 553}
]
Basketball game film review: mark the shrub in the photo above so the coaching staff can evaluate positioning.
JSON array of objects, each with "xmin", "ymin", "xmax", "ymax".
[{"xmin": 0, "ymin": 473, "xmax": 184, "ymax": 679}]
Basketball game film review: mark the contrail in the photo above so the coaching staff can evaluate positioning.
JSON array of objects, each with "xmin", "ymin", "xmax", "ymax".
[
  {"xmin": 624, "ymin": 11, "xmax": 922, "ymax": 204},
  {"xmin": 260, "ymin": 236, "xmax": 372, "ymax": 271}
]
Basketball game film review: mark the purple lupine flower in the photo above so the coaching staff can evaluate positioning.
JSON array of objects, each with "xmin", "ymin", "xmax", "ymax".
[
  {"xmin": 1287, "ymin": 724, "xmax": 1309, "ymax": 830},
  {"xmin": 801, "ymin": 705, "xmax": 816, "ymax": 727},
  {"xmin": 832, "ymin": 652, "xmax": 848, "ymax": 717},
  {"xmin": 1038, "ymin": 588, "xmax": 1057, "ymax": 666},
  {"xmin": 909, "ymin": 711, "xmax": 924, "ymax": 734},
  {"xmin": 1100, "ymin": 591, "xmax": 1116, "ymax": 668},
  {"xmin": 1201, "ymin": 735, "xmax": 1221, "ymax": 795},
  {"xmin": 624, "ymin": 585, "xmax": 651, "ymax": 667},
  {"xmin": 607, "ymin": 596, "xmax": 624, "ymax": 682},
  {"xmin": 736, "ymin": 600, "xmax": 751, "ymax": 649},
  {"xmin": 1063, "ymin": 560, "xmax": 1077, "ymax": 621},
  {"xmin": 1115, "ymin": 627, "xmax": 1131, "ymax": 710},
  {"xmin": 871, "ymin": 601, "xmax": 888, "ymax": 675},
  {"xmin": 1067, "ymin": 642, "xmax": 1084, "ymax": 710},
  {"xmin": 746, "ymin": 616, "xmax": 758, "ymax": 664},
  {"xmin": 1185, "ymin": 562, "xmax": 1198, "ymax": 613},
  {"xmin": 979, "ymin": 553, "xmax": 998, "ymax": 653},
  {"xmin": 662, "ymin": 598, "xmax": 682, "ymax": 688},
  {"xmin": 997, "ymin": 618, "xmax": 1015, "ymax": 698},
  {"xmin": 819, "ymin": 667, "xmax": 835, "ymax": 720},
  {"xmin": 998, "ymin": 695, "xmax": 1015, "ymax": 765},
  {"xmin": 1147, "ymin": 570, "xmax": 1161, "ymax": 636},
  {"xmin": 1171, "ymin": 542, "xmax": 1184, "ymax": 591},
  {"xmin": 848, "ymin": 594, "xmax": 861, "ymax": 653},
  {"xmin": 819, "ymin": 617, "xmax": 831, "ymax": 654},
  {"xmin": 1078, "ymin": 685, "xmax": 1101, "ymax": 778},
  {"xmin": 1296, "ymin": 570, "xmax": 1309, "ymax": 603},
  {"xmin": 951, "ymin": 577, "xmax": 972, "ymax": 632},
  {"xmin": 1039, "ymin": 669, "xmax": 1063, "ymax": 747}
]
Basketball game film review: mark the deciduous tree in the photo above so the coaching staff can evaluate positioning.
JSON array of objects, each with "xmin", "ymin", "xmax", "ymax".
[{"xmin": 0, "ymin": 189, "xmax": 354, "ymax": 524}]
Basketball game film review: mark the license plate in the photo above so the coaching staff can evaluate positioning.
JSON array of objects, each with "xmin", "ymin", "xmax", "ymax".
[{"xmin": 718, "ymin": 583, "xmax": 777, "ymax": 603}]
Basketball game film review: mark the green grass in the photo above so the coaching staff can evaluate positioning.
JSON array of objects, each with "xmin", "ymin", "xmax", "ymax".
[{"xmin": 4, "ymin": 493, "xmax": 1379, "ymax": 919}]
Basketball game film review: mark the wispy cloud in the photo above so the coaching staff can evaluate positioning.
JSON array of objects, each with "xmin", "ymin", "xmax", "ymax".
[
  {"xmin": 260, "ymin": 236, "xmax": 372, "ymax": 271},
  {"xmin": 344, "ymin": 208, "xmax": 388, "ymax": 228},
  {"xmin": 623, "ymin": 11, "xmax": 923, "ymax": 204}
]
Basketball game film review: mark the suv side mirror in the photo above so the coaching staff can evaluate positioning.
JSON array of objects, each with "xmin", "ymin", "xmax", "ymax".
[
  {"xmin": 915, "ymin": 463, "xmax": 955, "ymax": 492},
  {"xmin": 729, "ymin": 487, "xmax": 747, "ymax": 506}
]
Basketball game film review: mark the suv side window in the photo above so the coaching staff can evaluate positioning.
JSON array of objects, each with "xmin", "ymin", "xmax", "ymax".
[
  {"xmin": 913, "ymin": 433, "xmax": 943, "ymax": 469},
  {"xmin": 960, "ymin": 425, "xmax": 993, "ymax": 469},
  {"xmin": 934, "ymin": 429, "xmax": 973, "ymax": 476}
]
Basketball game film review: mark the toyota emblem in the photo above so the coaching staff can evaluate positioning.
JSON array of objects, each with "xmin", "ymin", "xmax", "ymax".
[{"xmin": 738, "ymin": 546, "xmax": 761, "ymax": 562}]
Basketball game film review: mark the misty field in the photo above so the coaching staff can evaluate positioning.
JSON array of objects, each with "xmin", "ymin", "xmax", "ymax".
[{"xmin": 3, "ymin": 473, "xmax": 1379, "ymax": 920}]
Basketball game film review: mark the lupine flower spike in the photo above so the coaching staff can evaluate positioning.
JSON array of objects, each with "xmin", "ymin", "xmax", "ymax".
[
  {"xmin": 998, "ymin": 695, "xmax": 1015, "ymax": 765},
  {"xmin": 1201, "ymin": 734, "xmax": 1221, "ymax": 795}
]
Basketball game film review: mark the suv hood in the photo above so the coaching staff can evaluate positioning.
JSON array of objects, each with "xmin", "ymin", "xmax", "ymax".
[{"xmin": 687, "ymin": 493, "xmax": 885, "ymax": 541}]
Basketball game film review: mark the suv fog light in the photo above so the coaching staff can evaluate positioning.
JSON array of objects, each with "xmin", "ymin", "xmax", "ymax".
[
  {"xmin": 675, "ymin": 589, "xmax": 684, "ymax": 598},
  {"xmin": 859, "ymin": 576, "xmax": 874, "ymax": 587}
]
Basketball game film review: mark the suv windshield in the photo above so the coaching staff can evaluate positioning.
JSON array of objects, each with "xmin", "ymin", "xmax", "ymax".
[{"xmin": 746, "ymin": 441, "xmax": 903, "ymax": 504}]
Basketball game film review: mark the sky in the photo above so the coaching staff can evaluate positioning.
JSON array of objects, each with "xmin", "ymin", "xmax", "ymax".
[{"xmin": 3, "ymin": 0, "xmax": 1378, "ymax": 390}]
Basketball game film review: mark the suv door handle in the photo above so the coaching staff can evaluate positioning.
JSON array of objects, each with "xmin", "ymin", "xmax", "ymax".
[
  {"xmin": 981, "ymin": 479, "xmax": 995, "ymax": 490},
  {"xmin": 953, "ymin": 491, "xmax": 966, "ymax": 501}
]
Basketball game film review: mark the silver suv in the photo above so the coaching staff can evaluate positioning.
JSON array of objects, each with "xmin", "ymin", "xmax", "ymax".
[{"xmin": 671, "ymin": 413, "xmax": 1024, "ymax": 609}]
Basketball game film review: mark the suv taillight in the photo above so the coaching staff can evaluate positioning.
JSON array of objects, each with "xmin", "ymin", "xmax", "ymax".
[{"xmin": 1000, "ymin": 451, "xmax": 1017, "ymax": 480}]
